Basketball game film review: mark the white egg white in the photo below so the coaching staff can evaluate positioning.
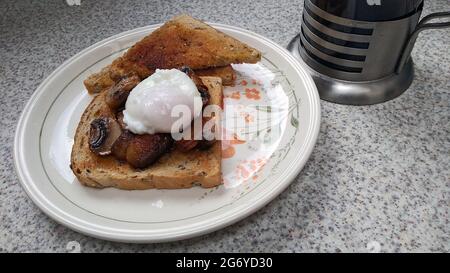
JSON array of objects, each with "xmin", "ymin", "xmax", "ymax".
[{"xmin": 123, "ymin": 69, "xmax": 202, "ymax": 134}]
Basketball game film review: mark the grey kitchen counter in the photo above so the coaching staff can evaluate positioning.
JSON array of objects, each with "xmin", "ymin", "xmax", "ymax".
[{"xmin": 0, "ymin": 0, "xmax": 449, "ymax": 253}]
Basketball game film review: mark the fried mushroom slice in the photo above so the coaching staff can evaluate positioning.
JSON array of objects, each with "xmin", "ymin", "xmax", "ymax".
[
  {"xmin": 105, "ymin": 75, "xmax": 141, "ymax": 111},
  {"xmin": 89, "ymin": 117, "xmax": 122, "ymax": 156},
  {"xmin": 179, "ymin": 66, "xmax": 209, "ymax": 106},
  {"xmin": 116, "ymin": 111, "xmax": 127, "ymax": 129},
  {"xmin": 126, "ymin": 134, "xmax": 173, "ymax": 169},
  {"xmin": 175, "ymin": 139, "xmax": 199, "ymax": 152},
  {"xmin": 111, "ymin": 130, "xmax": 134, "ymax": 161}
]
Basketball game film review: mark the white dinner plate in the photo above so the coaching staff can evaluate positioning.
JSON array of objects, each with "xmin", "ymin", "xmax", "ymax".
[{"xmin": 14, "ymin": 23, "xmax": 320, "ymax": 242}]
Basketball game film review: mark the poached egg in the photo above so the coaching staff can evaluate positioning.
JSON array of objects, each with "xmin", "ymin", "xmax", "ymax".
[{"xmin": 123, "ymin": 69, "xmax": 202, "ymax": 134}]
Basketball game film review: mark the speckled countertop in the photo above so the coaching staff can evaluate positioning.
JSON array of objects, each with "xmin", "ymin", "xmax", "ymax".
[{"xmin": 1, "ymin": 0, "xmax": 449, "ymax": 253}]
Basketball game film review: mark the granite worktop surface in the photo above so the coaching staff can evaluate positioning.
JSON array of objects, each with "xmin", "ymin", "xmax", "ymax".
[{"xmin": 1, "ymin": 0, "xmax": 449, "ymax": 252}]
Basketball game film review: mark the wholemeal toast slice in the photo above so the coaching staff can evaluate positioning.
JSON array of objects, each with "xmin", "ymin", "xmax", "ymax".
[
  {"xmin": 84, "ymin": 65, "xmax": 235, "ymax": 95},
  {"xmin": 195, "ymin": 65, "xmax": 236, "ymax": 86},
  {"xmin": 84, "ymin": 14, "xmax": 260, "ymax": 94},
  {"xmin": 71, "ymin": 76, "xmax": 223, "ymax": 190}
]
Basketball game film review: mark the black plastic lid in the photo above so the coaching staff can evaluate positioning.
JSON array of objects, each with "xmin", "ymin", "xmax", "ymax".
[{"xmin": 310, "ymin": 0, "xmax": 423, "ymax": 22}]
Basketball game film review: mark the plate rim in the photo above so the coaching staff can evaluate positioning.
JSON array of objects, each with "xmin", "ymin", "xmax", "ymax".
[{"xmin": 14, "ymin": 22, "xmax": 321, "ymax": 243}]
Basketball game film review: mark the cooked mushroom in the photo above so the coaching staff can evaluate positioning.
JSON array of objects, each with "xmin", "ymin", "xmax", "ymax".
[
  {"xmin": 89, "ymin": 117, "xmax": 122, "ymax": 156},
  {"xmin": 126, "ymin": 134, "xmax": 173, "ymax": 168},
  {"xmin": 111, "ymin": 130, "xmax": 134, "ymax": 161},
  {"xmin": 179, "ymin": 66, "xmax": 209, "ymax": 106},
  {"xmin": 116, "ymin": 111, "xmax": 127, "ymax": 129},
  {"xmin": 179, "ymin": 66, "xmax": 197, "ymax": 82},
  {"xmin": 197, "ymin": 125, "xmax": 216, "ymax": 150},
  {"xmin": 175, "ymin": 115, "xmax": 218, "ymax": 152},
  {"xmin": 198, "ymin": 139, "xmax": 216, "ymax": 150},
  {"xmin": 105, "ymin": 75, "xmax": 141, "ymax": 111},
  {"xmin": 175, "ymin": 139, "xmax": 199, "ymax": 152},
  {"xmin": 198, "ymin": 86, "xmax": 210, "ymax": 106}
]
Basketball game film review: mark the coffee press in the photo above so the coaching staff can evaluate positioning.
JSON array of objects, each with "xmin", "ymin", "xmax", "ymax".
[{"xmin": 288, "ymin": 0, "xmax": 450, "ymax": 105}]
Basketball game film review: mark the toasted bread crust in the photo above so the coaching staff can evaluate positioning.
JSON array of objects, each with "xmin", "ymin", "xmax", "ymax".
[
  {"xmin": 84, "ymin": 15, "xmax": 260, "ymax": 94},
  {"xmin": 124, "ymin": 15, "xmax": 260, "ymax": 70},
  {"xmin": 71, "ymin": 77, "xmax": 223, "ymax": 190},
  {"xmin": 195, "ymin": 65, "xmax": 236, "ymax": 86}
]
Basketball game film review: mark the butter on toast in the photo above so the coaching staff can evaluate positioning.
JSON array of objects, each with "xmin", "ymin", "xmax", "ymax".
[
  {"xmin": 84, "ymin": 15, "xmax": 260, "ymax": 94},
  {"xmin": 71, "ymin": 77, "xmax": 223, "ymax": 190}
]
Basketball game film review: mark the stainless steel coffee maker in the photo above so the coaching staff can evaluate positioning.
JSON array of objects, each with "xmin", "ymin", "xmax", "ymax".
[{"xmin": 288, "ymin": 0, "xmax": 450, "ymax": 105}]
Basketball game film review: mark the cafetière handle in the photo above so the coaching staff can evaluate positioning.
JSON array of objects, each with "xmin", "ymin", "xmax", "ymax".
[
  {"xmin": 418, "ymin": 11, "xmax": 450, "ymax": 29},
  {"xmin": 396, "ymin": 11, "xmax": 450, "ymax": 73}
]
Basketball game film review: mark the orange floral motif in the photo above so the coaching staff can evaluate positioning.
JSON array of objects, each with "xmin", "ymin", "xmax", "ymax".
[
  {"xmin": 230, "ymin": 91, "xmax": 240, "ymax": 100},
  {"xmin": 244, "ymin": 113, "xmax": 254, "ymax": 123},
  {"xmin": 222, "ymin": 133, "xmax": 245, "ymax": 159},
  {"xmin": 222, "ymin": 146, "xmax": 235, "ymax": 159},
  {"xmin": 251, "ymin": 79, "xmax": 261, "ymax": 85},
  {"xmin": 230, "ymin": 133, "xmax": 246, "ymax": 144},
  {"xmin": 256, "ymin": 158, "xmax": 267, "ymax": 168},
  {"xmin": 240, "ymin": 80, "xmax": 248, "ymax": 86},
  {"xmin": 224, "ymin": 91, "xmax": 241, "ymax": 100},
  {"xmin": 244, "ymin": 88, "xmax": 261, "ymax": 100},
  {"xmin": 237, "ymin": 165, "xmax": 250, "ymax": 179}
]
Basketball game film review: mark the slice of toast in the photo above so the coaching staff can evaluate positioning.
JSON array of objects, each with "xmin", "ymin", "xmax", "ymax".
[
  {"xmin": 195, "ymin": 65, "xmax": 236, "ymax": 86},
  {"xmin": 71, "ymin": 76, "xmax": 223, "ymax": 190},
  {"xmin": 84, "ymin": 65, "xmax": 236, "ymax": 94},
  {"xmin": 84, "ymin": 14, "xmax": 260, "ymax": 94}
]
